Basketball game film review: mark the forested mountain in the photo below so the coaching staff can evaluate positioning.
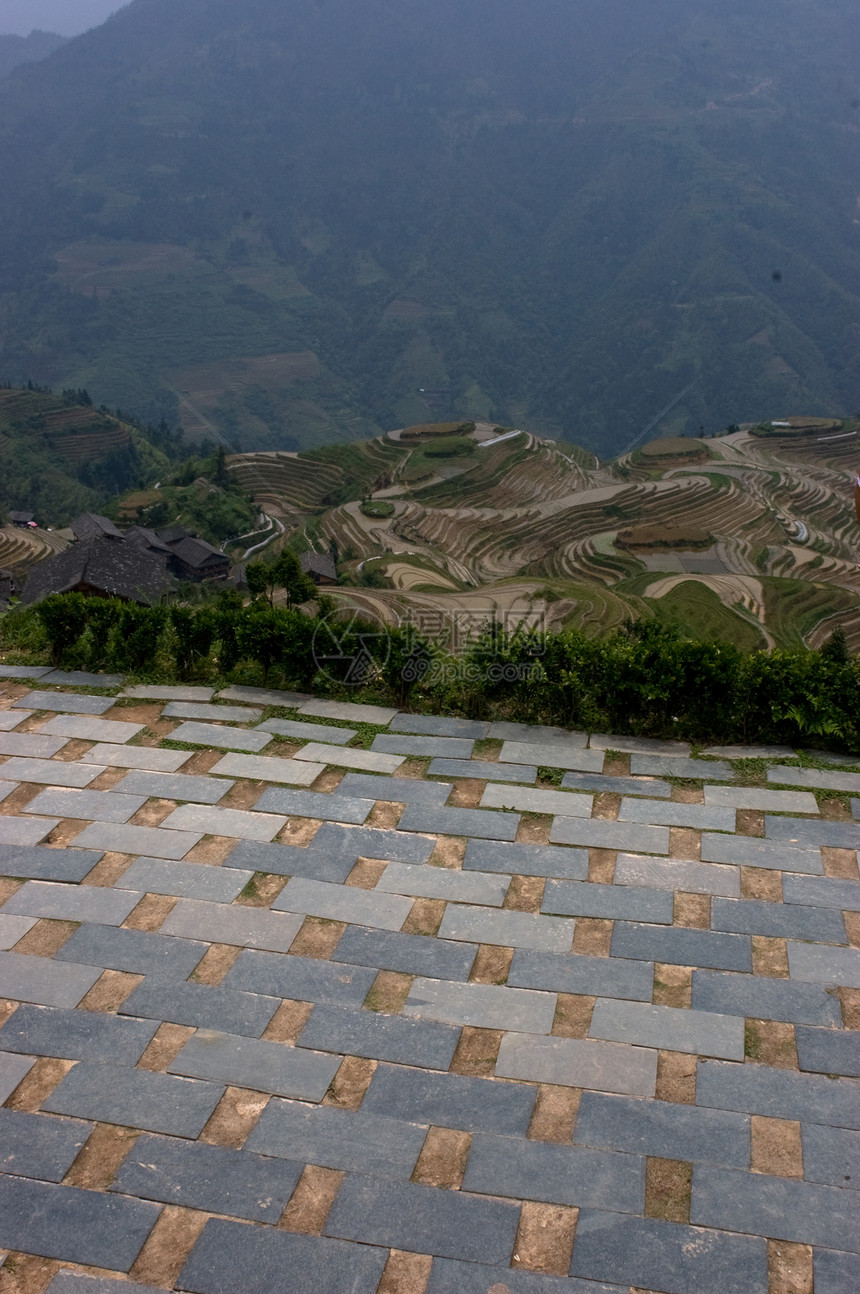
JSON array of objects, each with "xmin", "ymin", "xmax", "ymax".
[
  {"xmin": 0, "ymin": 31, "xmax": 66, "ymax": 80},
  {"xmin": 0, "ymin": 0, "xmax": 857, "ymax": 455}
]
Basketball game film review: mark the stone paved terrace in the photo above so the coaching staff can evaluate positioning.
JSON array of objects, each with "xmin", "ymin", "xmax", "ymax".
[{"xmin": 0, "ymin": 673, "xmax": 858, "ymax": 1293}]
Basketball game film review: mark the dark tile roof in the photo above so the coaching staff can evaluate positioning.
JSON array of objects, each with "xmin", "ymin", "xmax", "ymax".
[
  {"xmin": 70, "ymin": 512, "xmax": 123, "ymax": 541},
  {"xmin": 9, "ymin": 511, "xmax": 34, "ymax": 524},
  {"xmin": 21, "ymin": 537, "xmax": 173, "ymax": 606},
  {"xmin": 300, "ymin": 551, "xmax": 337, "ymax": 580},
  {"xmin": 124, "ymin": 525, "xmax": 173, "ymax": 555},
  {"xmin": 157, "ymin": 526, "xmax": 192, "ymax": 545},
  {"xmin": 170, "ymin": 536, "xmax": 229, "ymax": 570}
]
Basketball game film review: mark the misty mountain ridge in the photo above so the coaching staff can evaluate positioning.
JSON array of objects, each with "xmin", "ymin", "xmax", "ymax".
[{"xmin": 0, "ymin": 30, "xmax": 67, "ymax": 79}]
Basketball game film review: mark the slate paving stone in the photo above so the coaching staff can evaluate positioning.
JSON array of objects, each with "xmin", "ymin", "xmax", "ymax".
[
  {"xmin": 84, "ymin": 743, "xmax": 192, "ymax": 771},
  {"xmin": 117, "ymin": 857, "xmax": 252, "ymax": 903},
  {"xmin": 801, "ymin": 1123, "xmax": 860, "ymax": 1189},
  {"xmin": 48, "ymin": 1274, "xmax": 187, "ymax": 1293},
  {"xmin": 325, "ymin": 1173, "xmax": 520, "ymax": 1264},
  {"xmin": 711, "ymin": 897, "xmax": 846, "ymax": 942},
  {"xmin": 274, "ymin": 876, "xmax": 414, "ymax": 931},
  {"xmin": 207, "ymin": 751, "xmax": 323, "ymax": 785},
  {"xmin": 542, "ymin": 879, "xmax": 673, "ymax": 923},
  {"xmin": 0, "ymin": 914, "xmax": 36, "ymax": 948},
  {"xmin": 696, "ymin": 1059, "xmax": 860, "ymax": 1128},
  {"xmin": 122, "ymin": 685, "xmax": 214, "ymax": 701},
  {"xmin": 495, "ymin": 1034, "xmax": 658, "ymax": 1097},
  {"xmin": 703, "ymin": 743, "xmax": 794, "ymax": 759},
  {"xmin": 768, "ymin": 765, "xmax": 860, "ymax": 793},
  {"xmin": 40, "ymin": 670, "xmax": 124, "ymax": 688},
  {"xmin": 463, "ymin": 838, "xmax": 589, "ymax": 880},
  {"xmin": 430, "ymin": 757, "xmax": 537, "ymax": 784},
  {"xmin": 500, "ymin": 741, "xmax": 604, "ymax": 772},
  {"xmin": 376, "ymin": 860, "xmax": 509, "ymax": 906},
  {"xmin": 55, "ymin": 924, "xmax": 207, "ymax": 980},
  {"xmin": 488, "ymin": 722, "xmax": 589, "ymax": 745},
  {"xmin": 299, "ymin": 1003, "xmax": 460, "ymax": 1069},
  {"xmin": 0, "ymin": 708, "xmax": 32, "ymax": 729},
  {"xmin": 691, "ymin": 970, "xmax": 842, "ymax": 1027},
  {"xmin": 397, "ymin": 802, "xmax": 521, "ymax": 841},
  {"xmin": 121, "ymin": 976, "xmax": 280, "ymax": 1037},
  {"xmin": 700, "ymin": 832, "xmax": 823, "ymax": 873},
  {"xmin": 162, "ymin": 701, "xmax": 262, "ymax": 723},
  {"xmin": 438, "ymin": 904, "xmax": 575, "ymax": 952},
  {"xmin": 0, "ymin": 756, "xmax": 105, "ymax": 786},
  {"xmin": 481, "ymin": 783, "xmax": 593, "ymax": 817},
  {"xmin": 783, "ymin": 874, "xmax": 860, "ymax": 909},
  {"xmin": 158, "ymin": 803, "xmax": 288, "ymax": 842},
  {"xmin": 704, "ymin": 785, "xmax": 819, "ymax": 813},
  {"xmin": 169, "ymin": 1028, "xmax": 341, "ymax": 1100},
  {"xmin": 0, "ymin": 1004, "xmax": 158, "ymax": 1064},
  {"xmin": 613, "ymin": 853, "xmax": 741, "ymax": 896},
  {"xmin": 590, "ymin": 734, "xmax": 691, "ymax": 756},
  {"xmin": 0, "ymin": 816, "xmax": 60, "ymax": 846},
  {"xmin": 167, "ymin": 721, "xmax": 273, "ymax": 752},
  {"xmin": 223, "ymin": 949, "xmax": 377, "ymax": 1007},
  {"xmin": 814, "ymin": 1249, "xmax": 860, "ymax": 1294},
  {"xmin": 561, "ymin": 770, "xmax": 672, "ymax": 797},
  {"xmin": 549, "ymin": 818, "xmax": 670, "ymax": 854},
  {"xmin": 0, "ymin": 779, "xmax": 17, "ymax": 803},
  {"xmin": 160, "ymin": 897, "xmax": 304, "ymax": 952},
  {"xmin": 311, "ymin": 821, "xmax": 437, "ymax": 864},
  {"xmin": 0, "ymin": 1053, "xmax": 36, "ymax": 1103},
  {"xmin": 0, "ymin": 951, "xmax": 101, "ymax": 1008},
  {"xmin": 70, "ymin": 822, "xmax": 203, "ymax": 860},
  {"xmin": 0, "ymin": 1109, "xmax": 92, "ymax": 1182},
  {"xmin": 362, "ymin": 1063, "xmax": 537, "ymax": 1136},
  {"xmin": 425, "ymin": 1258, "xmax": 627, "ymax": 1294},
  {"xmin": 299, "ymin": 698, "xmax": 397, "ymax": 725},
  {"xmin": 246, "ymin": 1098, "xmax": 427, "ymax": 1179},
  {"xmin": 39, "ymin": 716, "xmax": 143, "ymax": 743},
  {"xmin": 253, "ymin": 787, "xmax": 373, "ymax": 823},
  {"xmin": 217, "ymin": 684, "xmax": 313, "ymax": 707},
  {"xmin": 570, "ymin": 1210, "xmax": 767, "ymax": 1294},
  {"xmin": 338, "ymin": 771, "xmax": 451, "ymax": 804},
  {"xmin": 575, "ymin": 1091, "xmax": 750, "ymax": 1167},
  {"xmin": 629, "ymin": 755, "xmax": 733, "ymax": 780},
  {"xmin": 257, "ymin": 717, "xmax": 356, "ymax": 744},
  {"xmin": 507, "ymin": 949, "xmax": 654, "ymax": 1002},
  {"xmin": 0, "ymin": 732, "xmax": 69, "ymax": 758},
  {"xmin": 0, "ymin": 665, "xmax": 51, "ymax": 679},
  {"xmin": 177, "ymin": 1217, "xmax": 388, "ymax": 1294},
  {"xmin": 110, "ymin": 769, "xmax": 236, "ymax": 804},
  {"xmin": 404, "ymin": 976, "xmax": 557, "ymax": 1033},
  {"xmin": 223, "ymin": 838, "xmax": 356, "ymax": 884},
  {"xmin": 766, "ymin": 815, "xmax": 860, "ymax": 850},
  {"xmin": 463, "ymin": 1133, "xmax": 644, "ymax": 1212},
  {"xmin": 589, "ymin": 999, "xmax": 745, "ymax": 1060},
  {"xmin": 618, "ymin": 799, "xmax": 736, "ymax": 831},
  {"xmin": 795, "ymin": 1025, "xmax": 860, "ymax": 1077},
  {"xmin": 787, "ymin": 941, "xmax": 860, "ymax": 987},
  {"xmin": 43, "ymin": 1062, "xmax": 224, "ymax": 1137},
  {"xmin": 331, "ymin": 925, "xmax": 478, "ymax": 982},
  {"xmin": 611, "ymin": 922, "xmax": 752, "ymax": 971},
  {"xmin": 0, "ymin": 1175, "xmax": 160, "ymax": 1272},
  {"xmin": 293, "ymin": 741, "xmax": 404, "ymax": 773},
  {"xmin": 111, "ymin": 1132, "xmax": 304, "ymax": 1221},
  {"xmin": 691, "ymin": 1164, "xmax": 860, "ymax": 1251},
  {"xmin": 391, "ymin": 713, "xmax": 490, "ymax": 738},
  {"xmin": 14, "ymin": 691, "xmax": 114, "ymax": 715},
  {"xmin": 372, "ymin": 734, "xmax": 475, "ymax": 759},
  {"xmin": 23, "ymin": 787, "xmax": 148, "ymax": 823}
]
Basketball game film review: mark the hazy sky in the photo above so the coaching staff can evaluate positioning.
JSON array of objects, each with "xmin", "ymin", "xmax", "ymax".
[{"xmin": 0, "ymin": 0, "xmax": 125, "ymax": 37}]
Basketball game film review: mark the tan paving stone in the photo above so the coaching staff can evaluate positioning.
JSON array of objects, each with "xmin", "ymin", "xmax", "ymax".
[
  {"xmin": 138, "ymin": 1021, "xmax": 195, "ymax": 1071},
  {"xmin": 63, "ymin": 1124, "xmax": 139, "ymax": 1189},
  {"xmin": 751, "ymin": 1116, "xmax": 803, "ymax": 1177},
  {"xmin": 364, "ymin": 970, "xmax": 413, "ymax": 1013},
  {"xmin": 469, "ymin": 944, "xmax": 513, "ymax": 985},
  {"xmin": 428, "ymin": 835, "xmax": 465, "ymax": 869},
  {"xmin": 551, "ymin": 994, "xmax": 594, "ymax": 1038},
  {"xmin": 572, "ymin": 917, "xmax": 612, "ymax": 956},
  {"xmin": 752, "ymin": 935, "xmax": 790, "ymax": 978},
  {"xmin": 516, "ymin": 815, "xmax": 551, "ymax": 845},
  {"xmin": 129, "ymin": 1205, "xmax": 209, "ymax": 1287},
  {"xmin": 673, "ymin": 892, "xmax": 710, "ymax": 927},
  {"xmin": 12, "ymin": 918, "xmax": 77, "ymax": 957},
  {"xmin": 669, "ymin": 826, "xmax": 700, "ymax": 859},
  {"xmin": 78, "ymin": 969, "xmax": 141, "ymax": 1013},
  {"xmin": 345, "ymin": 857, "xmax": 387, "ymax": 889},
  {"xmin": 512, "ymin": 1202, "xmax": 578, "ymax": 1276},
  {"xmin": 122, "ymin": 892, "xmax": 177, "ymax": 932},
  {"xmin": 401, "ymin": 897, "xmax": 445, "ymax": 935},
  {"xmin": 262, "ymin": 1000, "xmax": 314, "ymax": 1042},
  {"xmin": 200, "ymin": 1085, "xmax": 269, "ymax": 1149},
  {"xmin": 0, "ymin": 877, "xmax": 23, "ymax": 904},
  {"xmin": 527, "ymin": 1084, "xmax": 581, "ymax": 1143},
  {"xmin": 278, "ymin": 1164, "xmax": 342, "ymax": 1234},
  {"xmin": 741, "ymin": 867, "xmax": 783, "ymax": 901},
  {"xmin": 845, "ymin": 911, "xmax": 860, "ymax": 947},
  {"xmin": 234, "ymin": 871, "xmax": 287, "ymax": 907},
  {"xmin": 323, "ymin": 1055, "xmax": 376, "ymax": 1109},
  {"xmin": 655, "ymin": 1051, "xmax": 696, "ymax": 1104},
  {"xmin": 737, "ymin": 808, "xmax": 766, "ymax": 837},
  {"xmin": 767, "ymin": 1240, "xmax": 813, "ymax": 1294},
  {"xmin": 277, "ymin": 817, "xmax": 322, "ymax": 847},
  {"xmin": 838, "ymin": 986, "xmax": 860, "ymax": 1027},
  {"xmin": 822, "ymin": 846, "xmax": 860, "ymax": 879},
  {"xmin": 365, "ymin": 800, "xmax": 403, "ymax": 828},
  {"xmin": 0, "ymin": 1254, "xmax": 60, "ymax": 1293},
  {"xmin": 645, "ymin": 1158, "xmax": 692, "ymax": 1222},
  {"xmin": 652, "ymin": 964, "xmax": 692, "ymax": 1008},
  {"xmin": 412, "ymin": 1127, "xmax": 470, "ymax": 1188},
  {"xmin": 290, "ymin": 915, "xmax": 345, "ymax": 958},
  {"xmin": 449, "ymin": 1025, "xmax": 502, "ymax": 1076},
  {"xmin": 376, "ymin": 1251, "xmax": 433, "ymax": 1294},
  {"xmin": 6, "ymin": 1057, "xmax": 74, "ymax": 1111},
  {"xmin": 184, "ymin": 834, "xmax": 236, "ymax": 865},
  {"xmin": 81, "ymin": 851, "xmax": 134, "ymax": 885},
  {"xmin": 503, "ymin": 874, "xmax": 545, "ymax": 912},
  {"xmin": 127, "ymin": 797, "xmax": 176, "ymax": 827},
  {"xmin": 591, "ymin": 791, "xmax": 620, "ymax": 820},
  {"xmin": 588, "ymin": 848, "xmax": 616, "ymax": 883},
  {"xmin": 745, "ymin": 1019, "xmax": 798, "ymax": 1069},
  {"xmin": 189, "ymin": 942, "xmax": 241, "ymax": 985}
]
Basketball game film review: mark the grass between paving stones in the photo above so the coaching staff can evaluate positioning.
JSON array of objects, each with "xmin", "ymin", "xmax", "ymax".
[
  {"xmin": 473, "ymin": 738, "xmax": 502, "ymax": 759},
  {"xmin": 537, "ymin": 766, "xmax": 565, "ymax": 787}
]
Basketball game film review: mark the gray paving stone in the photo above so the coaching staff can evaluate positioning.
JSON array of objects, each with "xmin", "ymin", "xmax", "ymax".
[
  {"xmin": 613, "ymin": 853, "xmax": 741, "ymax": 896},
  {"xmin": 158, "ymin": 803, "xmax": 288, "ymax": 841},
  {"xmin": 691, "ymin": 970, "xmax": 842, "ymax": 1027},
  {"xmin": 463, "ymin": 838, "xmax": 589, "ymax": 880},
  {"xmin": 787, "ymin": 941, "xmax": 860, "ymax": 986},
  {"xmin": 162, "ymin": 701, "xmax": 262, "ymax": 723},
  {"xmin": 766, "ymin": 814, "xmax": 860, "ymax": 850},
  {"xmin": 704, "ymin": 743, "xmax": 794, "ymax": 758},
  {"xmin": 438, "ymin": 904, "xmax": 575, "ymax": 952},
  {"xmin": 120, "ymin": 976, "xmax": 280, "ymax": 1037},
  {"xmin": 463, "ymin": 1133, "xmax": 644, "ymax": 1212},
  {"xmin": 224, "ymin": 949, "xmax": 377, "ymax": 1006},
  {"xmin": 700, "ymin": 832, "xmax": 823, "ymax": 873},
  {"xmin": 589, "ymin": 999, "xmax": 745, "ymax": 1060},
  {"xmin": 332, "ymin": 925, "xmax": 478, "ymax": 982},
  {"xmin": 110, "ymin": 769, "xmax": 235, "ymax": 804},
  {"xmin": 70, "ymin": 821, "xmax": 203, "ymax": 859},
  {"xmin": 246, "ymin": 1098, "xmax": 427, "ymax": 1179},
  {"xmin": 481, "ymin": 783, "xmax": 593, "ymax": 817},
  {"xmin": 43, "ymin": 1062, "xmax": 224, "ymax": 1136},
  {"xmin": 257, "ymin": 717, "xmax": 356, "ymax": 744},
  {"xmin": 217, "ymin": 684, "xmax": 313, "ymax": 707},
  {"xmin": 0, "ymin": 913, "xmax": 36, "ymax": 948},
  {"xmin": 391, "ymin": 713, "xmax": 490, "ymax": 738},
  {"xmin": 0, "ymin": 1175, "xmax": 159, "ymax": 1272},
  {"xmin": 0, "ymin": 951, "xmax": 101, "ymax": 1008},
  {"xmin": 549, "ymin": 818, "xmax": 670, "ymax": 854},
  {"xmin": 0, "ymin": 780, "xmax": 16, "ymax": 804},
  {"xmin": 0, "ymin": 732, "xmax": 69, "ymax": 758},
  {"xmin": 160, "ymin": 898, "xmax": 304, "ymax": 952},
  {"xmin": 430, "ymin": 757, "xmax": 538, "ymax": 784},
  {"xmin": 299, "ymin": 698, "xmax": 397, "ymax": 725},
  {"xmin": 507, "ymin": 949, "xmax": 654, "ymax": 1001},
  {"xmin": 853, "ymin": 798, "xmax": 860, "ymax": 819},
  {"xmin": 0, "ymin": 816, "xmax": 60, "ymax": 846},
  {"xmin": 293, "ymin": 741, "xmax": 404, "ymax": 773},
  {"xmin": 692, "ymin": 1163, "xmax": 860, "ymax": 1251},
  {"xmin": 305, "ymin": 821, "xmax": 437, "ymax": 866},
  {"xmin": 591, "ymin": 734, "xmax": 691, "ymax": 755},
  {"xmin": 500, "ymin": 741, "xmax": 604, "ymax": 772},
  {"xmin": 23, "ymin": 787, "xmax": 148, "ymax": 823},
  {"xmin": 0, "ymin": 709, "xmax": 32, "ymax": 728},
  {"xmin": 122, "ymin": 685, "xmax": 215, "ymax": 701},
  {"xmin": 0, "ymin": 1109, "xmax": 91, "ymax": 1182},
  {"xmin": 629, "ymin": 755, "xmax": 733, "ymax": 780},
  {"xmin": 0, "ymin": 756, "xmax": 104, "ymax": 787},
  {"xmin": 223, "ymin": 838, "xmax": 356, "ymax": 884},
  {"xmin": 15, "ymin": 691, "xmax": 114, "ymax": 715},
  {"xmin": 274, "ymin": 876, "xmax": 413, "ymax": 930},
  {"xmin": 299, "ymin": 1003, "xmax": 459, "ymax": 1069},
  {"xmin": 372, "ymin": 734, "xmax": 475, "ymax": 758},
  {"xmin": 570, "ymin": 1210, "xmax": 767, "ymax": 1294},
  {"xmin": 426, "ymin": 1258, "xmax": 626, "ymax": 1294},
  {"xmin": 704, "ymin": 785, "xmax": 819, "ymax": 812},
  {"xmin": 177, "ymin": 1217, "xmax": 388, "ymax": 1294},
  {"xmin": 2, "ymin": 880, "xmax": 140, "ymax": 925},
  {"xmin": 617, "ymin": 798, "xmax": 735, "ymax": 830},
  {"xmin": 711, "ymin": 897, "xmax": 846, "ymax": 942},
  {"xmin": 0, "ymin": 665, "xmax": 51, "ymax": 679},
  {"xmin": 84, "ymin": 742, "xmax": 192, "ymax": 771},
  {"xmin": 542, "ymin": 879, "xmax": 673, "ymax": 923},
  {"xmin": 376, "ymin": 860, "xmax": 509, "ymax": 906},
  {"xmin": 488, "ymin": 722, "xmax": 588, "ymax": 745},
  {"xmin": 814, "ymin": 1249, "xmax": 860, "ymax": 1294},
  {"xmin": 40, "ymin": 670, "xmax": 124, "ymax": 688},
  {"xmin": 561, "ymin": 770, "xmax": 672, "ymax": 797},
  {"xmin": 118, "ymin": 857, "xmax": 251, "ymax": 902},
  {"xmin": 38, "ymin": 716, "xmax": 143, "ymax": 743},
  {"xmin": 802, "ymin": 1122, "xmax": 860, "ymax": 1189},
  {"xmin": 362, "ymin": 1063, "xmax": 536, "ymax": 1135},
  {"xmin": 575, "ymin": 1091, "xmax": 750, "ymax": 1166},
  {"xmin": 253, "ymin": 786, "xmax": 373, "ymax": 823},
  {"xmin": 397, "ymin": 801, "xmax": 521, "ymax": 840},
  {"xmin": 111, "ymin": 1132, "xmax": 304, "ymax": 1221},
  {"xmin": 325, "ymin": 1173, "xmax": 520, "ymax": 1264},
  {"xmin": 167, "ymin": 721, "xmax": 273, "ymax": 752},
  {"xmin": 170, "ymin": 1028, "xmax": 341, "ymax": 1099},
  {"xmin": 496, "ymin": 1033, "xmax": 658, "ymax": 1096},
  {"xmin": 696, "ymin": 1058, "xmax": 860, "ymax": 1128},
  {"xmin": 0, "ymin": 1004, "xmax": 157, "ymax": 1064},
  {"xmin": 405, "ymin": 977, "xmax": 557, "ymax": 1033},
  {"xmin": 338, "ymin": 772, "xmax": 451, "ymax": 804},
  {"xmin": 768, "ymin": 764, "xmax": 860, "ymax": 792},
  {"xmin": 207, "ymin": 751, "xmax": 323, "ymax": 785},
  {"xmin": 55, "ymin": 924, "xmax": 206, "ymax": 980},
  {"xmin": 795, "ymin": 1025, "xmax": 860, "ymax": 1077},
  {"xmin": 0, "ymin": 1052, "xmax": 36, "ymax": 1102},
  {"xmin": 611, "ymin": 922, "xmax": 752, "ymax": 971},
  {"xmin": 783, "ymin": 874, "xmax": 860, "ymax": 910}
]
